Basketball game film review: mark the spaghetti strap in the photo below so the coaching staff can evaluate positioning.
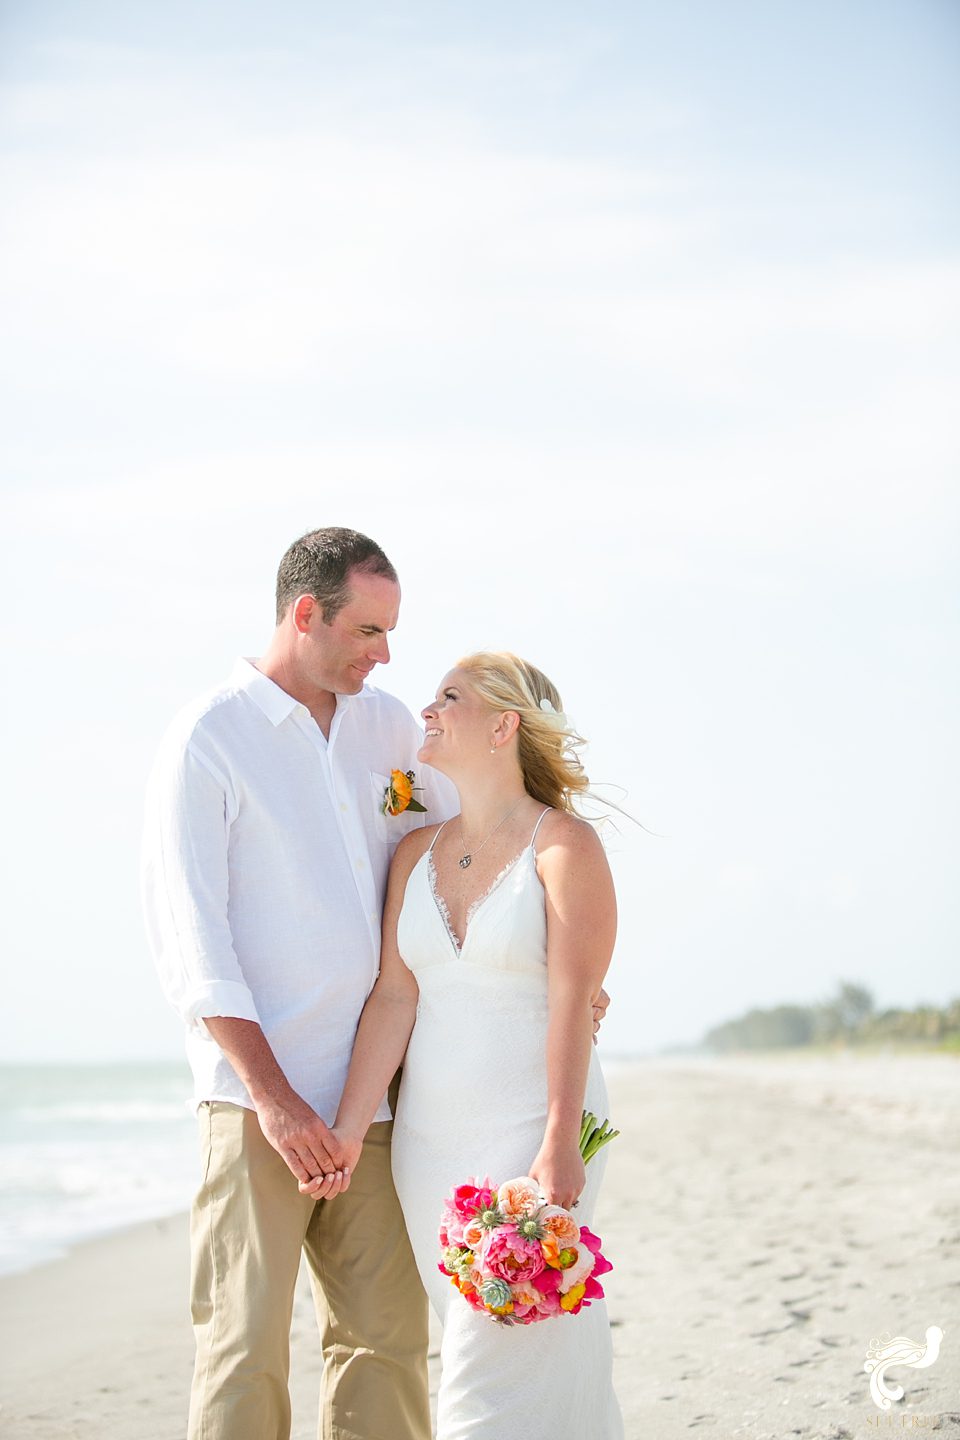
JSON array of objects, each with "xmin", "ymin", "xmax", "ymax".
[
  {"xmin": 530, "ymin": 806, "xmax": 553, "ymax": 851},
  {"xmin": 428, "ymin": 820, "xmax": 450, "ymax": 855}
]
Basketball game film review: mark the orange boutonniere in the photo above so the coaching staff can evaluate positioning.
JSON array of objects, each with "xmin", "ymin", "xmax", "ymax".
[{"xmin": 381, "ymin": 769, "xmax": 428, "ymax": 816}]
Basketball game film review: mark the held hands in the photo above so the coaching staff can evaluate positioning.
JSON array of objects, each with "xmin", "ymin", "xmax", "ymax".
[
  {"xmin": 256, "ymin": 1092, "xmax": 352, "ymax": 1200},
  {"xmin": 528, "ymin": 1136, "xmax": 586, "ymax": 1213},
  {"xmin": 298, "ymin": 1128, "xmax": 364, "ymax": 1199}
]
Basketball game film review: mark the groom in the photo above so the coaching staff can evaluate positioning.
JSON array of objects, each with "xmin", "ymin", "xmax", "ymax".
[{"xmin": 142, "ymin": 526, "xmax": 608, "ymax": 1440}]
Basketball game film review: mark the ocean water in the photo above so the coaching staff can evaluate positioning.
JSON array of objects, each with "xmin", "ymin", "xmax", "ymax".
[
  {"xmin": 0, "ymin": 1063, "xmax": 198, "ymax": 1276},
  {"xmin": 0, "ymin": 1057, "xmax": 642, "ymax": 1277}
]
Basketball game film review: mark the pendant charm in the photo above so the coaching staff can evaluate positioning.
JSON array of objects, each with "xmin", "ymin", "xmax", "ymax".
[{"xmin": 458, "ymin": 854, "xmax": 472, "ymax": 869}]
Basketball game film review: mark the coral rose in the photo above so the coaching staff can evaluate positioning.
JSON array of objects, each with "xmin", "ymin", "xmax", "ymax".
[
  {"xmin": 539, "ymin": 1206, "xmax": 580, "ymax": 1247},
  {"xmin": 462, "ymin": 1219, "xmax": 485, "ymax": 1249},
  {"xmin": 496, "ymin": 1177, "xmax": 541, "ymax": 1220}
]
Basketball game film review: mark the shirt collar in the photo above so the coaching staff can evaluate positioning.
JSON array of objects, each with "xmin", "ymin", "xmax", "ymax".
[
  {"xmin": 231, "ymin": 657, "xmax": 303, "ymax": 727},
  {"xmin": 230, "ymin": 657, "xmax": 373, "ymax": 727}
]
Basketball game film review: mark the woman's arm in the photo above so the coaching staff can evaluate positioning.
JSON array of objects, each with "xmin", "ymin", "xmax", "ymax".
[
  {"xmin": 299, "ymin": 827, "xmax": 432, "ymax": 1195},
  {"xmin": 528, "ymin": 813, "xmax": 617, "ymax": 1209}
]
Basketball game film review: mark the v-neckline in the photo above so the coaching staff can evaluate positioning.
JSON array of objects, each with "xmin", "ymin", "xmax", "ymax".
[{"xmin": 426, "ymin": 845, "xmax": 532, "ymax": 957}]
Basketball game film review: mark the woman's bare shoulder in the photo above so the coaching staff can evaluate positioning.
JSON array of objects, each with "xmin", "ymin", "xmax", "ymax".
[
  {"xmin": 535, "ymin": 808, "xmax": 604, "ymax": 859},
  {"xmin": 390, "ymin": 822, "xmax": 447, "ymax": 878}
]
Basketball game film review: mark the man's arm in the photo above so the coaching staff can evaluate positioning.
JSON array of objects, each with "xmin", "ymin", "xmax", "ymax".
[
  {"xmin": 204, "ymin": 1018, "xmax": 347, "ymax": 1195},
  {"xmin": 142, "ymin": 735, "xmax": 345, "ymax": 1192},
  {"xmin": 142, "ymin": 740, "xmax": 259, "ymax": 1030}
]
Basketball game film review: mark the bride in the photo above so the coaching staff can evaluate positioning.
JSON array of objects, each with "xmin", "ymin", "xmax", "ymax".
[{"xmin": 308, "ymin": 651, "xmax": 623, "ymax": 1439}]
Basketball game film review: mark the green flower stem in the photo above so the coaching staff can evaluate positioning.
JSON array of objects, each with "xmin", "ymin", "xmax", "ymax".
[{"xmin": 578, "ymin": 1109, "xmax": 620, "ymax": 1166}]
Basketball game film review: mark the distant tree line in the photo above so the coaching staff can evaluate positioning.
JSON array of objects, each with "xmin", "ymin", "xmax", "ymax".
[{"xmin": 702, "ymin": 982, "xmax": 960, "ymax": 1053}]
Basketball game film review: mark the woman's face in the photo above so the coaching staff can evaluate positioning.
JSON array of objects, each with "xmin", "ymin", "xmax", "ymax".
[{"xmin": 419, "ymin": 668, "xmax": 495, "ymax": 770}]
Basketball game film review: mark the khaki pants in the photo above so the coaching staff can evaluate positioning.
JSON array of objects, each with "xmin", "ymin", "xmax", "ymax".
[{"xmin": 187, "ymin": 1099, "xmax": 430, "ymax": 1440}]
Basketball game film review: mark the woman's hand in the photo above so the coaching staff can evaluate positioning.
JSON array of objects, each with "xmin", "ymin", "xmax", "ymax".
[
  {"xmin": 528, "ymin": 1136, "xmax": 586, "ymax": 1212},
  {"xmin": 592, "ymin": 986, "xmax": 610, "ymax": 1043},
  {"xmin": 297, "ymin": 1128, "xmax": 364, "ymax": 1199}
]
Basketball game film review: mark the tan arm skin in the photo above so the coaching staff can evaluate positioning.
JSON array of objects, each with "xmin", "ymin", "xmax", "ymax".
[
  {"xmin": 298, "ymin": 828, "xmax": 430, "ymax": 1198},
  {"xmin": 527, "ymin": 813, "xmax": 617, "ymax": 1210},
  {"xmin": 203, "ymin": 1016, "xmax": 348, "ymax": 1200}
]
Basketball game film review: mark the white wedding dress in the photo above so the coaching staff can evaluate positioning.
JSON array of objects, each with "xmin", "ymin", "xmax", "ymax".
[{"xmin": 391, "ymin": 809, "xmax": 623, "ymax": 1440}]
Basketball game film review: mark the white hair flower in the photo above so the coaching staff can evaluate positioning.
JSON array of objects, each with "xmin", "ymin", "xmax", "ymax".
[{"xmin": 538, "ymin": 696, "xmax": 570, "ymax": 730}]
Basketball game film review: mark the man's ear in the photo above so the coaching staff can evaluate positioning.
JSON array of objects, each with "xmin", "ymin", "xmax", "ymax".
[{"xmin": 291, "ymin": 594, "xmax": 319, "ymax": 634}]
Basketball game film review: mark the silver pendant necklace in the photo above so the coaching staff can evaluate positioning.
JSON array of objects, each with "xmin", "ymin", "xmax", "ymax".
[{"xmin": 458, "ymin": 798, "xmax": 524, "ymax": 869}]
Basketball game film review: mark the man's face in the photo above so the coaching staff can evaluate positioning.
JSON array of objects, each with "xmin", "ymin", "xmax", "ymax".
[{"xmin": 299, "ymin": 569, "xmax": 401, "ymax": 695}]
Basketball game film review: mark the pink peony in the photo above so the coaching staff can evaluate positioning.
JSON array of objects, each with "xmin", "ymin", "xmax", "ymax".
[
  {"xmin": 440, "ymin": 1213, "xmax": 466, "ymax": 1246},
  {"xmin": 530, "ymin": 1289, "xmax": 562, "ymax": 1320},
  {"xmin": 439, "ymin": 1195, "xmax": 471, "ymax": 1247},
  {"xmin": 578, "ymin": 1226, "xmax": 613, "ymax": 1279},
  {"xmin": 530, "ymin": 1264, "xmax": 562, "ymax": 1296},
  {"xmin": 453, "ymin": 1183, "xmax": 493, "ymax": 1219},
  {"xmin": 512, "ymin": 1277, "xmax": 563, "ymax": 1323},
  {"xmin": 482, "ymin": 1227, "xmax": 546, "ymax": 1285}
]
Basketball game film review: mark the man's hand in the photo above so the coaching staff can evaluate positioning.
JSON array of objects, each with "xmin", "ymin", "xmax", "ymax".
[
  {"xmin": 200, "ymin": 1017, "xmax": 351, "ymax": 1196},
  {"xmin": 298, "ymin": 1127, "xmax": 364, "ymax": 1199},
  {"xmin": 257, "ymin": 1092, "xmax": 350, "ymax": 1197},
  {"xmin": 592, "ymin": 986, "xmax": 610, "ymax": 1044}
]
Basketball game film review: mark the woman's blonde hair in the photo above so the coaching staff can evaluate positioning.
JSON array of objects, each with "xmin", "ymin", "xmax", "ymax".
[{"xmin": 456, "ymin": 651, "xmax": 590, "ymax": 814}]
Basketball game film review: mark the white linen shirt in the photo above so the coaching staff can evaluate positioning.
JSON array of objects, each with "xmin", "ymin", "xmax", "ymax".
[{"xmin": 142, "ymin": 658, "xmax": 457, "ymax": 1124}]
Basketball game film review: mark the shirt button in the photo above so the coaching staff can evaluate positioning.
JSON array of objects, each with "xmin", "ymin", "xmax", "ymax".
[
  {"xmin": 340, "ymin": 803, "xmax": 348, "ymax": 813},
  {"xmin": 356, "ymin": 858, "xmax": 365, "ymax": 869}
]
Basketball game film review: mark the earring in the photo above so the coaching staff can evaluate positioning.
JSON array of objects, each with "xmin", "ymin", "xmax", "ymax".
[{"xmin": 490, "ymin": 744, "xmax": 497, "ymax": 754}]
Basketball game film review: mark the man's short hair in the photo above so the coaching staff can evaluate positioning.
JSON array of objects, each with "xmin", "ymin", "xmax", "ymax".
[{"xmin": 275, "ymin": 528, "xmax": 398, "ymax": 625}]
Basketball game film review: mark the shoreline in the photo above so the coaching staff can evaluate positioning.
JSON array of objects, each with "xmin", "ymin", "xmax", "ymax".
[
  {"xmin": 0, "ymin": 1207, "xmax": 192, "ymax": 1283},
  {"xmin": 2, "ymin": 1054, "xmax": 957, "ymax": 1439}
]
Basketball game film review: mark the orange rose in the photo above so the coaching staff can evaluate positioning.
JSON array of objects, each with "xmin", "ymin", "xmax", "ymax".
[
  {"xmin": 381, "ymin": 769, "xmax": 427, "ymax": 816},
  {"xmin": 560, "ymin": 1282, "xmax": 586, "ymax": 1312},
  {"xmin": 387, "ymin": 769, "xmax": 412, "ymax": 815},
  {"xmin": 541, "ymin": 1233, "xmax": 561, "ymax": 1269}
]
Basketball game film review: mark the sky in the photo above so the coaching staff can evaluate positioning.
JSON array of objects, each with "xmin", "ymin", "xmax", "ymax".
[{"xmin": 1, "ymin": 0, "xmax": 957, "ymax": 1062}]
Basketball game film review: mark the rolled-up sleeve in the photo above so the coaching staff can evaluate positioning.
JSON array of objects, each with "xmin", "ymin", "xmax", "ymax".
[{"xmin": 142, "ymin": 734, "xmax": 261, "ymax": 1036}]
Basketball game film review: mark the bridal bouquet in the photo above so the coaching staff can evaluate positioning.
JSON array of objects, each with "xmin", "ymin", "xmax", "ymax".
[{"xmin": 438, "ymin": 1112, "xmax": 618, "ymax": 1326}]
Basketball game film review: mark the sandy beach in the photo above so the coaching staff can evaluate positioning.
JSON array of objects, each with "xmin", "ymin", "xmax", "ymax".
[{"xmin": 2, "ymin": 1053, "xmax": 957, "ymax": 1439}]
